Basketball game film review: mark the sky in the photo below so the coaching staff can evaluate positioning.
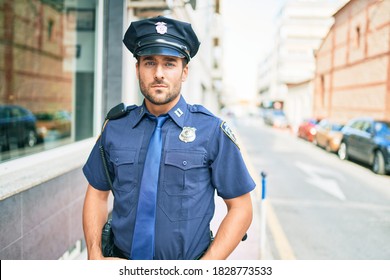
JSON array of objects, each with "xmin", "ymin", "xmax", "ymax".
[{"xmin": 221, "ymin": 0, "xmax": 285, "ymax": 102}]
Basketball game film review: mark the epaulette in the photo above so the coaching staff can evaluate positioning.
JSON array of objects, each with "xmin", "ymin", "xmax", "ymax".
[
  {"xmin": 100, "ymin": 103, "xmax": 137, "ymax": 134},
  {"xmin": 188, "ymin": 104, "xmax": 214, "ymax": 117},
  {"xmin": 106, "ymin": 103, "xmax": 137, "ymax": 120}
]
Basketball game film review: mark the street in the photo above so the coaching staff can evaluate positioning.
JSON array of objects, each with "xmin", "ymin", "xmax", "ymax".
[{"xmin": 231, "ymin": 116, "xmax": 390, "ymax": 260}]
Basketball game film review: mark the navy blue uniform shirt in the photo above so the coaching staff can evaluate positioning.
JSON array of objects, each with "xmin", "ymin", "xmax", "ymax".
[{"xmin": 83, "ymin": 96, "xmax": 256, "ymax": 260}]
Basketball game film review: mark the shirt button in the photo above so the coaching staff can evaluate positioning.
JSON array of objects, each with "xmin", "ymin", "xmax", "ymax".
[{"xmin": 182, "ymin": 160, "xmax": 187, "ymax": 166}]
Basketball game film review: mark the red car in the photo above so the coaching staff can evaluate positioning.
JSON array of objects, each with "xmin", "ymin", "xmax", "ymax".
[{"xmin": 297, "ymin": 118, "xmax": 321, "ymax": 142}]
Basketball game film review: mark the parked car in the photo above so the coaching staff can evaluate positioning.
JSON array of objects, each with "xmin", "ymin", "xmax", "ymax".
[
  {"xmin": 297, "ymin": 118, "xmax": 321, "ymax": 142},
  {"xmin": 338, "ymin": 117, "xmax": 390, "ymax": 175},
  {"xmin": 0, "ymin": 104, "xmax": 38, "ymax": 151},
  {"xmin": 314, "ymin": 119, "xmax": 343, "ymax": 152},
  {"xmin": 35, "ymin": 110, "xmax": 71, "ymax": 140},
  {"xmin": 263, "ymin": 109, "xmax": 289, "ymax": 128}
]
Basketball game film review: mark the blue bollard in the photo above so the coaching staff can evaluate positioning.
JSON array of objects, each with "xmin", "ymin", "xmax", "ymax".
[
  {"xmin": 260, "ymin": 171, "xmax": 267, "ymax": 259},
  {"xmin": 261, "ymin": 171, "xmax": 267, "ymax": 200}
]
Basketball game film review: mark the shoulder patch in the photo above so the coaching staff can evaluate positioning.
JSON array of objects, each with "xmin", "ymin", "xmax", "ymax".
[{"xmin": 220, "ymin": 121, "xmax": 239, "ymax": 149}]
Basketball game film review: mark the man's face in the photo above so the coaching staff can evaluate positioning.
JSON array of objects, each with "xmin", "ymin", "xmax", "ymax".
[{"xmin": 136, "ymin": 55, "xmax": 188, "ymax": 107}]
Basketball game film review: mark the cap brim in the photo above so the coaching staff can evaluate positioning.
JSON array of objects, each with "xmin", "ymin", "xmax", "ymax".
[{"xmin": 136, "ymin": 46, "xmax": 185, "ymax": 58}]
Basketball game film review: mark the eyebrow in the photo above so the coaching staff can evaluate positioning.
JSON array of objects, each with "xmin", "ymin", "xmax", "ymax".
[{"xmin": 163, "ymin": 57, "xmax": 179, "ymax": 62}]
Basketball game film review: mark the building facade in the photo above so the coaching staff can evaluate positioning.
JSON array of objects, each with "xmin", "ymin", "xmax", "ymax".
[
  {"xmin": 314, "ymin": 0, "xmax": 390, "ymax": 123},
  {"xmin": 257, "ymin": 0, "xmax": 348, "ymax": 131},
  {"xmin": 0, "ymin": 0, "xmax": 221, "ymax": 259}
]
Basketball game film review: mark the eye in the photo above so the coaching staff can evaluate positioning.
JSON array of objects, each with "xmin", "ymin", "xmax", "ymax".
[
  {"xmin": 145, "ymin": 61, "xmax": 156, "ymax": 66},
  {"xmin": 165, "ymin": 62, "xmax": 175, "ymax": 67}
]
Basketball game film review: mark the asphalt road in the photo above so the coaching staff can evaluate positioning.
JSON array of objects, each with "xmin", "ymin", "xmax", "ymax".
[{"xmin": 231, "ymin": 117, "xmax": 390, "ymax": 260}]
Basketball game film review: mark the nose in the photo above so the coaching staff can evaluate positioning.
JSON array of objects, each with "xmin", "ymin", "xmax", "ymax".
[{"xmin": 154, "ymin": 65, "xmax": 164, "ymax": 81}]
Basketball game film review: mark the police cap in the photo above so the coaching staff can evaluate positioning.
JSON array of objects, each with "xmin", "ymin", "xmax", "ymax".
[{"xmin": 123, "ymin": 16, "xmax": 200, "ymax": 62}]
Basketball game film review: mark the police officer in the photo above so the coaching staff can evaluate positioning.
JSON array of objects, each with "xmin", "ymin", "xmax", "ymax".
[{"xmin": 82, "ymin": 16, "xmax": 255, "ymax": 260}]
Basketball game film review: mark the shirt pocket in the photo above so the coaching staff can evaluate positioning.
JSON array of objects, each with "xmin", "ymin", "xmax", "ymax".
[
  {"xmin": 109, "ymin": 148, "xmax": 137, "ymax": 192},
  {"xmin": 163, "ymin": 150, "xmax": 209, "ymax": 195}
]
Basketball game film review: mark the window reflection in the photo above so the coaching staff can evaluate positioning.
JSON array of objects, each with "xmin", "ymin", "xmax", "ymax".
[
  {"xmin": 0, "ymin": 0, "xmax": 96, "ymax": 162},
  {"xmin": 35, "ymin": 110, "xmax": 71, "ymax": 141},
  {"xmin": 0, "ymin": 104, "xmax": 38, "ymax": 150}
]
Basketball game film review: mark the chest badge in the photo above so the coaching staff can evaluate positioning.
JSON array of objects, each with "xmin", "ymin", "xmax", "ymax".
[{"xmin": 179, "ymin": 127, "xmax": 196, "ymax": 143}]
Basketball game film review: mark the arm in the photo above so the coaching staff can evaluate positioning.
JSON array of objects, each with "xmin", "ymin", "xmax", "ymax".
[
  {"xmin": 82, "ymin": 184, "xmax": 110, "ymax": 260},
  {"xmin": 200, "ymin": 192, "xmax": 253, "ymax": 260}
]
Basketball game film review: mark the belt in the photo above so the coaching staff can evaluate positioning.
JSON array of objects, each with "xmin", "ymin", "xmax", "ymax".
[{"xmin": 112, "ymin": 244, "xmax": 209, "ymax": 260}]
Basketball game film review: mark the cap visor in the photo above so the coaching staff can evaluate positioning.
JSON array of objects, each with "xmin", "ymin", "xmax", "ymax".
[{"xmin": 136, "ymin": 46, "xmax": 185, "ymax": 58}]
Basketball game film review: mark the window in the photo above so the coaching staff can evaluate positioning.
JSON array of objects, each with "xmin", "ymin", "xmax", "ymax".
[
  {"xmin": 350, "ymin": 120, "xmax": 364, "ymax": 130},
  {"xmin": 355, "ymin": 26, "xmax": 361, "ymax": 48},
  {"xmin": 215, "ymin": 0, "xmax": 220, "ymax": 14},
  {"xmin": 0, "ymin": 0, "xmax": 97, "ymax": 162},
  {"xmin": 320, "ymin": 75, "xmax": 325, "ymax": 107},
  {"xmin": 361, "ymin": 121, "xmax": 372, "ymax": 134},
  {"xmin": 213, "ymin": 37, "xmax": 219, "ymax": 47}
]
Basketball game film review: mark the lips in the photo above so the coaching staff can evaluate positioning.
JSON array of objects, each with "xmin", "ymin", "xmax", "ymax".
[{"xmin": 151, "ymin": 84, "xmax": 168, "ymax": 88}]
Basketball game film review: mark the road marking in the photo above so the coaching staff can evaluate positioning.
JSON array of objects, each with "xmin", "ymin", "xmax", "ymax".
[
  {"xmin": 269, "ymin": 197, "xmax": 390, "ymax": 211},
  {"xmin": 295, "ymin": 161, "xmax": 346, "ymax": 201},
  {"xmin": 240, "ymin": 142, "xmax": 296, "ymax": 260},
  {"xmin": 266, "ymin": 201, "xmax": 296, "ymax": 260}
]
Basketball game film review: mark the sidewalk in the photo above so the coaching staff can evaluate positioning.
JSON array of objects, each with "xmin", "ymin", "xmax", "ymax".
[
  {"xmin": 211, "ymin": 193, "xmax": 264, "ymax": 260},
  {"xmin": 223, "ymin": 117, "xmax": 270, "ymax": 260}
]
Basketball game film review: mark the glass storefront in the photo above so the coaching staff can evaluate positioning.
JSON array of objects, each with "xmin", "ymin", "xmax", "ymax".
[{"xmin": 0, "ymin": 0, "xmax": 97, "ymax": 162}]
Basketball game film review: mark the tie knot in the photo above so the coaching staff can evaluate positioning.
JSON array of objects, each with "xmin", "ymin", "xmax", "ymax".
[{"xmin": 155, "ymin": 115, "xmax": 169, "ymax": 128}]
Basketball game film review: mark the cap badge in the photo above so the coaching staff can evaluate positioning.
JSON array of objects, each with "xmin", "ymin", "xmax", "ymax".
[
  {"xmin": 179, "ymin": 127, "xmax": 196, "ymax": 143},
  {"xmin": 155, "ymin": 22, "xmax": 168, "ymax": 35}
]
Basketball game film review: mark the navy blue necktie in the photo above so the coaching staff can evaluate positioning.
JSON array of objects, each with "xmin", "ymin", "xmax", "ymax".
[{"xmin": 131, "ymin": 115, "xmax": 168, "ymax": 260}]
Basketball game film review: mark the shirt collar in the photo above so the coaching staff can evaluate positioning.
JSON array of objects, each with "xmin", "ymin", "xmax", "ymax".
[
  {"xmin": 132, "ymin": 96, "xmax": 187, "ymax": 128},
  {"xmin": 167, "ymin": 95, "xmax": 187, "ymax": 128},
  {"xmin": 133, "ymin": 102, "xmax": 148, "ymax": 128}
]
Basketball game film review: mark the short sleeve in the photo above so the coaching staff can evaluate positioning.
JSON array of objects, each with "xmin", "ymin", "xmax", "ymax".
[
  {"xmin": 82, "ymin": 135, "xmax": 112, "ymax": 191},
  {"xmin": 210, "ymin": 121, "xmax": 256, "ymax": 199}
]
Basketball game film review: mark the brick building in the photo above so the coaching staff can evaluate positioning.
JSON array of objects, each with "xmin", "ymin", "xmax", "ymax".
[
  {"xmin": 1, "ymin": 1, "xmax": 73, "ymax": 113},
  {"xmin": 314, "ymin": 0, "xmax": 390, "ymax": 123}
]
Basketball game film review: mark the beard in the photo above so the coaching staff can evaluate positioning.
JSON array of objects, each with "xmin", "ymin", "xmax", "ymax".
[{"xmin": 139, "ymin": 79, "xmax": 182, "ymax": 106}]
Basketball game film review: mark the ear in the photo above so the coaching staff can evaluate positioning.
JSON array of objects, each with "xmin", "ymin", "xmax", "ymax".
[
  {"xmin": 181, "ymin": 64, "xmax": 189, "ymax": 82},
  {"xmin": 135, "ymin": 62, "xmax": 140, "ymax": 80}
]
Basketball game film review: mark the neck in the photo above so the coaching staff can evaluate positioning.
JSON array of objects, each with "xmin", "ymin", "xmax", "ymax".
[{"xmin": 145, "ymin": 95, "xmax": 181, "ymax": 116}]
